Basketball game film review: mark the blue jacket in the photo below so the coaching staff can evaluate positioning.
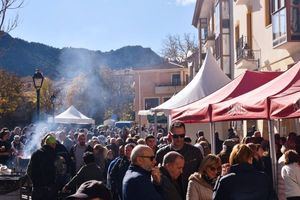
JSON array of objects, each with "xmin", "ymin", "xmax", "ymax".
[
  {"xmin": 122, "ymin": 164, "xmax": 163, "ymax": 200},
  {"xmin": 213, "ymin": 163, "xmax": 274, "ymax": 200}
]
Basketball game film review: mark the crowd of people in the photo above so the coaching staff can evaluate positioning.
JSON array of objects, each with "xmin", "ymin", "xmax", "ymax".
[{"xmin": 0, "ymin": 121, "xmax": 300, "ymax": 200}]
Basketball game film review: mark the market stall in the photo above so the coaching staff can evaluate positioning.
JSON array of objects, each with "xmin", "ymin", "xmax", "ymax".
[{"xmin": 54, "ymin": 105, "xmax": 95, "ymax": 125}]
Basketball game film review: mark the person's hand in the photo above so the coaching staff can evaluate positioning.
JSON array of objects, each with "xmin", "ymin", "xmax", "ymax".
[
  {"xmin": 221, "ymin": 163, "xmax": 230, "ymax": 176},
  {"xmin": 151, "ymin": 166, "xmax": 161, "ymax": 184}
]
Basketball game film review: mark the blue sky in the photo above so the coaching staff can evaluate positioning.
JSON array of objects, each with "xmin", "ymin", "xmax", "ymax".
[{"xmin": 10, "ymin": 0, "xmax": 197, "ymax": 54}]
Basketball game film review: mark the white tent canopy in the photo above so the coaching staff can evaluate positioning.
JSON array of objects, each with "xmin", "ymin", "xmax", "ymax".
[
  {"xmin": 152, "ymin": 50, "xmax": 231, "ymax": 113},
  {"xmin": 54, "ymin": 105, "xmax": 95, "ymax": 124}
]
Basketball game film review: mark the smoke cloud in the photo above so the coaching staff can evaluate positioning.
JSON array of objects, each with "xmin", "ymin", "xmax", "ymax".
[
  {"xmin": 23, "ymin": 121, "xmax": 53, "ymax": 158},
  {"xmin": 56, "ymin": 48, "xmax": 109, "ymax": 122}
]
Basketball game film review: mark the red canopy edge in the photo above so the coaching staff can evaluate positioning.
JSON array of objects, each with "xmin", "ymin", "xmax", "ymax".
[
  {"xmin": 171, "ymin": 70, "xmax": 282, "ymax": 123},
  {"xmin": 211, "ymin": 62, "xmax": 300, "ymax": 122}
]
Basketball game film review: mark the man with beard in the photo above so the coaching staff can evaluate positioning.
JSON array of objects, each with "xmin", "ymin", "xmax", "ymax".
[{"xmin": 70, "ymin": 130, "xmax": 93, "ymax": 175}]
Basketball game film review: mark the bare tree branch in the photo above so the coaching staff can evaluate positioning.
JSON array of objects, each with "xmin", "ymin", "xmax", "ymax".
[
  {"xmin": 160, "ymin": 33, "xmax": 198, "ymax": 66},
  {"xmin": 0, "ymin": 0, "xmax": 24, "ymax": 33}
]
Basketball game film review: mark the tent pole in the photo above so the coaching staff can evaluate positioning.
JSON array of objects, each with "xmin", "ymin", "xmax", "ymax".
[
  {"xmin": 268, "ymin": 119, "xmax": 277, "ymax": 193},
  {"xmin": 154, "ymin": 111, "xmax": 158, "ymax": 137},
  {"xmin": 167, "ymin": 115, "xmax": 172, "ymax": 133},
  {"xmin": 210, "ymin": 122, "xmax": 216, "ymax": 154},
  {"xmin": 139, "ymin": 115, "xmax": 142, "ymax": 134}
]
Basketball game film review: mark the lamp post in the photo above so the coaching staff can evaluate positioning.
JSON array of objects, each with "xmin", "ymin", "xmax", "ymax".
[
  {"xmin": 32, "ymin": 69, "xmax": 44, "ymax": 121},
  {"xmin": 50, "ymin": 94, "xmax": 56, "ymax": 122}
]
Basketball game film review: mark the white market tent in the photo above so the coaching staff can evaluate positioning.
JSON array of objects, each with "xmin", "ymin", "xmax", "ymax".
[
  {"xmin": 54, "ymin": 105, "xmax": 95, "ymax": 124},
  {"xmin": 151, "ymin": 50, "xmax": 231, "ymax": 113}
]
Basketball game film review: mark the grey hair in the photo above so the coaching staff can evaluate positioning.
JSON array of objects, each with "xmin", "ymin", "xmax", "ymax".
[
  {"xmin": 162, "ymin": 151, "xmax": 184, "ymax": 166},
  {"xmin": 130, "ymin": 144, "xmax": 151, "ymax": 164}
]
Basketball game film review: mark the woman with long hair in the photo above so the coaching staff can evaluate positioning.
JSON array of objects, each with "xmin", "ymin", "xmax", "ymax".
[
  {"xmin": 213, "ymin": 144, "xmax": 273, "ymax": 200},
  {"xmin": 186, "ymin": 154, "xmax": 221, "ymax": 200}
]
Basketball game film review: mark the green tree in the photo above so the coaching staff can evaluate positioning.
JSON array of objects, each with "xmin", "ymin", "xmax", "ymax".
[
  {"xmin": 40, "ymin": 77, "xmax": 56, "ymax": 114},
  {"xmin": 0, "ymin": 69, "xmax": 24, "ymax": 125}
]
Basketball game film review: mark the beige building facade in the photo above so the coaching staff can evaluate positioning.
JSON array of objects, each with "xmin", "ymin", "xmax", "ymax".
[
  {"xmin": 133, "ymin": 62, "xmax": 188, "ymax": 125},
  {"xmin": 192, "ymin": 0, "xmax": 300, "ymax": 136},
  {"xmin": 234, "ymin": 0, "xmax": 300, "ymax": 76}
]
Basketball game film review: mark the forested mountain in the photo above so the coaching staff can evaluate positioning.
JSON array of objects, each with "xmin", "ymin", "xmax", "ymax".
[{"xmin": 0, "ymin": 33, "xmax": 163, "ymax": 78}]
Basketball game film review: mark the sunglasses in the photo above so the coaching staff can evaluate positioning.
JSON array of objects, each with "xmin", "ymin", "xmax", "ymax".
[
  {"xmin": 140, "ymin": 155, "xmax": 156, "ymax": 161},
  {"xmin": 171, "ymin": 133, "xmax": 185, "ymax": 139}
]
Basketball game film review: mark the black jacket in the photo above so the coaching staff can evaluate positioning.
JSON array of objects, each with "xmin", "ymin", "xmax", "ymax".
[
  {"xmin": 65, "ymin": 162, "xmax": 103, "ymax": 190},
  {"xmin": 27, "ymin": 145, "xmax": 56, "ymax": 187},
  {"xmin": 156, "ymin": 144, "xmax": 202, "ymax": 193},
  {"xmin": 122, "ymin": 164, "xmax": 163, "ymax": 200},
  {"xmin": 213, "ymin": 163, "xmax": 273, "ymax": 200},
  {"xmin": 157, "ymin": 167, "xmax": 184, "ymax": 200},
  {"xmin": 110, "ymin": 156, "xmax": 130, "ymax": 199}
]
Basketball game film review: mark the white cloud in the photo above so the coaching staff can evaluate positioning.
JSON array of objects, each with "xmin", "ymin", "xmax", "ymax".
[{"xmin": 176, "ymin": 0, "xmax": 196, "ymax": 6}]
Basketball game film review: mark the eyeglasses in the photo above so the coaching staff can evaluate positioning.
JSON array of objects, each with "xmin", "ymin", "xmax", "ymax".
[
  {"xmin": 139, "ymin": 155, "xmax": 156, "ymax": 161},
  {"xmin": 170, "ymin": 133, "xmax": 185, "ymax": 139}
]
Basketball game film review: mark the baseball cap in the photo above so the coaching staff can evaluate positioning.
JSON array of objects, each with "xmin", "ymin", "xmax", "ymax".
[{"xmin": 67, "ymin": 180, "xmax": 111, "ymax": 200}]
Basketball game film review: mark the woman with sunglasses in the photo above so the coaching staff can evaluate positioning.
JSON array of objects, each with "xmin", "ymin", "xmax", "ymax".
[{"xmin": 186, "ymin": 154, "xmax": 221, "ymax": 200}]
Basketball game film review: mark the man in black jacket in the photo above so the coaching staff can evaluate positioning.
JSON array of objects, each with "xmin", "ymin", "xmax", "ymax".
[
  {"xmin": 27, "ymin": 134, "xmax": 57, "ymax": 200},
  {"xmin": 156, "ymin": 121, "xmax": 203, "ymax": 194},
  {"xmin": 156, "ymin": 151, "xmax": 185, "ymax": 200}
]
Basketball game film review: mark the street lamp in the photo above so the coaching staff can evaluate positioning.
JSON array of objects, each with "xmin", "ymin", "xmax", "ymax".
[
  {"xmin": 50, "ymin": 94, "xmax": 56, "ymax": 122},
  {"xmin": 32, "ymin": 69, "xmax": 44, "ymax": 121}
]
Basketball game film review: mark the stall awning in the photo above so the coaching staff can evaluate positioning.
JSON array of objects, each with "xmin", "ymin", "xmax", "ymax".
[
  {"xmin": 211, "ymin": 62, "xmax": 300, "ymax": 121},
  {"xmin": 54, "ymin": 105, "xmax": 95, "ymax": 124},
  {"xmin": 171, "ymin": 70, "xmax": 282, "ymax": 123}
]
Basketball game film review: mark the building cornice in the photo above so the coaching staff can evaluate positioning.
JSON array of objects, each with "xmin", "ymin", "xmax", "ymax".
[{"xmin": 192, "ymin": 0, "xmax": 203, "ymax": 27}]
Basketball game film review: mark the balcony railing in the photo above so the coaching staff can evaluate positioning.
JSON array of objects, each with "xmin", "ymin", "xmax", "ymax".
[
  {"xmin": 236, "ymin": 36, "xmax": 260, "ymax": 61},
  {"xmin": 155, "ymin": 84, "xmax": 185, "ymax": 95}
]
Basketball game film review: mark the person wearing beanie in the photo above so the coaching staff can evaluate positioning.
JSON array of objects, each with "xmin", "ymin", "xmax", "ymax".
[{"xmin": 26, "ymin": 133, "xmax": 57, "ymax": 200}]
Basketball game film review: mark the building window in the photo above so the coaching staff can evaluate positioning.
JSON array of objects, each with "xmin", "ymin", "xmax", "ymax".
[
  {"xmin": 272, "ymin": 0, "xmax": 285, "ymax": 12},
  {"xmin": 214, "ymin": 2, "xmax": 221, "ymax": 36},
  {"xmin": 172, "ymin": 74, "xmax": 181, "ymax": 86},
  {"xmin": 145, "ymin": 98, "xmax": 159, "ymax": 110},
  {"xmin": 290, "ymin": 0, "xmax": 300, "ymax": 40},
  {"xmin": 272, "ymin": 7, "xmax": 287, "ymax": 46},
  {"xmin": 200, "ymin": 18, "xmax": 208, "ymax": 42},
  {"xmin": 272, "ymin": 0, "xmax": 300, "ymax": 46}
]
